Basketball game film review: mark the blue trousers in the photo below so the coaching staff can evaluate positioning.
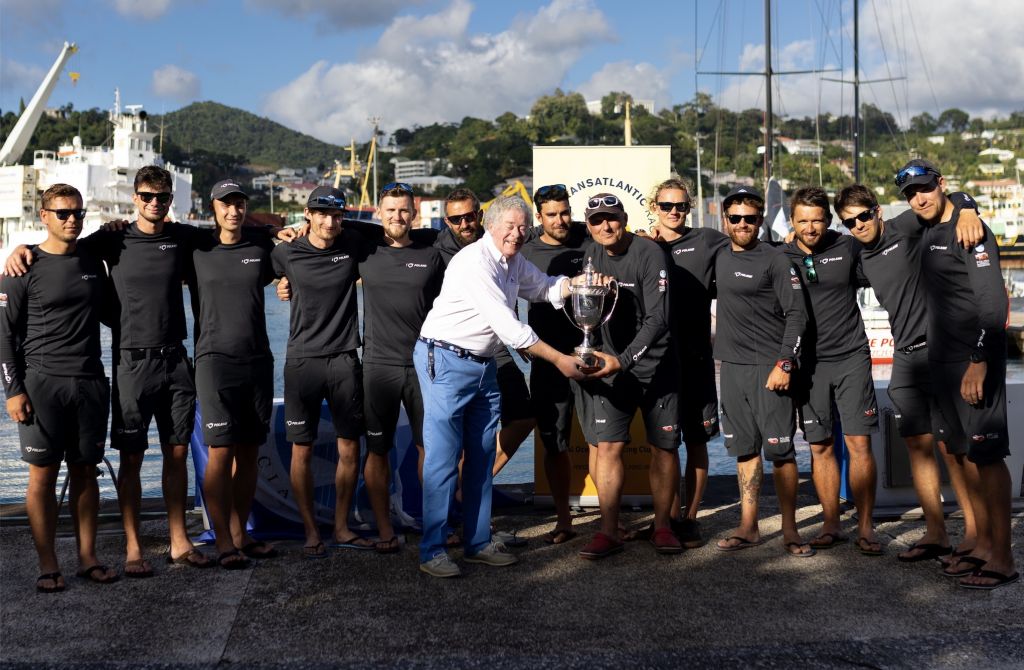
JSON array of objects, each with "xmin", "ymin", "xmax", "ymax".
[{"xmin": 414, "ymin": 340, "xmax": 501, "ymax": 562}]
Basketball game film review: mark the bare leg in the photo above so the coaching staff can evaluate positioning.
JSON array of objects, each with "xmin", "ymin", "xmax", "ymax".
[
  {"xmin": 809, "ymin": 439, "xmax": 843, "ymax": 544},
  {"xmin": 649, "ymin": 448, "xmax": 679, "ymax": 529},
  {"xmin": 898, "ymin": 434, "xmax": 950, "ymax": 559},
  {"xmin": 161, "ymin": 443, "xmax": 199, "ymax": 560},
  {"xmin": 683, "ymin": 440, "xmax": 709, "ymax": 519},
  {"xmin": 364, "ymin": 450, "xmax": 395, "ymax": 541},
  {"xmin": 117, "ymin": 451, "xmax": 148, "ymax": 573},
  {"xmin": 67, "ymin": 463, "xmax": 111, "ymax": 575},
  {"xmin": 774, "ymin": 458, "xmax": 813, "ymax": 555},
  {"xmin": 960, "ymin": 460, "xmax": 1017, "ymax": 586},
  {"xmin": 958, "ymin": 458, "xmax": 992, "ymax": 561},
  {"xmin": 845, "ymin": 434, "xmax": 879, "ymax": 547},
  {"xmin": 26, "ymin": 463, "xmax": 63, "ymax": 587},
  {"xmin": 716, "ymin": 454, "xmax": 762, "ymax": 548},
  {"xmin": 595, "ymin": 441, "xmax": 625, "ymax": 538},
  {"xmin": 231, "ymin": 446, "xmax": 260, "ymax": 548},
  {"xmin": 493, "ymin": 417, "xmax": 536, "ymax": 477},
  {"xmin": 544, "ymin": 450, "xmax": 573, "ymax": 532},
  {"xmin": 289, "ymin": 443, "xmax": 320, "ymax": 548},
  {"xmin": 332, "ymin": 437, "xmax": 361, "ymax": 542},
  {"xmin": 940, "ymin": 443, "xmax": 977, "ymax": 556},
  {"xmin": 203, "ymin": 445, "xmax": 237, "ymax": 556}
]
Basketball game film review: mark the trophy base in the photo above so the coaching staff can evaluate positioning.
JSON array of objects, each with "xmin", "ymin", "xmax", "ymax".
[{"xmin": 574, "ymin": 347, "xmax": 601, "ymax": 372}]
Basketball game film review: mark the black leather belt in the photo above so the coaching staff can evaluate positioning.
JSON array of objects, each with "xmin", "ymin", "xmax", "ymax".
[
  {"xmin": 899, "ymin": 339, "xmax": 927, "ymax": 354},
  {"xmin": 417, "ymin": 337, "xmax": 491, "ymax": 364},
  {"xmin": 124, "ymin": 345, "xmax": 183, "ymax": 361}
]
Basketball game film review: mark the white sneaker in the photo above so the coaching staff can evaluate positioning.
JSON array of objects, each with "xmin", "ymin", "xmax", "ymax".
[
  {"xmin": 464, "ymin": 541, "xmax": 519, "ymax": 567},
  {"xmin": 419, "ymin": 553, "xmax": 461, "ymax": 578}
]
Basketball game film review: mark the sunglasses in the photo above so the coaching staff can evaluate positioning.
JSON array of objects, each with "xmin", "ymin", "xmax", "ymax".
[
  {"xmin": 802, "ymin": 256, "xmax": 818, "ymax": 283},
  {"xmin": 136, "ymin": 191, "xmax": 172, "ymax": 205},
  {"xmin": 380, "ymin": 181, "xmax": 413, "ymax": 196},
  {"xmin": 42, "ymin": 208, "xmax": 87, "ymax": 221},
  {"xmin": 587, "ymin": 195, "xmax": 621, "ymax": 209},
  {"xmin": 657, "ymin": 201, "xmax": 691, "ymax": 213},
  {"xmin": 311, "ymin": 194, "xmax": 346, "ymax": 208},
  {"xmin": 841, "ymin": 207, "xmax": 877, "ymax": 229},
  {"xmin": 894, "ymin": 165, "xmax": 939, "ymax": 187},
  {"xmin": 535, "ymin": 184, "xmax": 568, "ymax": 199},
  {"xmin": 727, "ymin": 214, "xmax": 760, "ymax": 224},
  {"xmin": 447, "ymin": 212, "xmax": 479, "ymax": 226}
]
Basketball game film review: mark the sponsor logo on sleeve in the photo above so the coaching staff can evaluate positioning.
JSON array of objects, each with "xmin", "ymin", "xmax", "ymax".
[
  {"xmin": 974, "ymin": 250, "xmax": 990, "ymax": 268},
  {"xmin": 0, "ymin": 293, "xmax": 6, "ymax": 307},
  {"xmin": 929, "ymin": 244, "xmax": 948, "ymax": 252},
  {"xmin": 285, "ymin": 420, "xmax": 306, "ymax": 427},
  {"xmin": 206, "ymin": 421, "xmax": 228, "ymax": 429},
  {"xmin": 657, "ymin": 269, "xmax": 667, "ymax": 292},
  {"xmin": 863, "ymin": 407, "xmax": 877, "ymax": 417}
]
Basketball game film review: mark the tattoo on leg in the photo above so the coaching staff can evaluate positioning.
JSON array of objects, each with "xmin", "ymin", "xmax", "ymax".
[{"xmin": 739, "ymin": 460, "xmax": 763, "ymax": 506}]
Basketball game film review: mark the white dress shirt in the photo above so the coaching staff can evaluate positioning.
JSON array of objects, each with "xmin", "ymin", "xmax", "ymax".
[{"xmin": 420, "ymin": 232, "xmax": 568, "ymax": 357}]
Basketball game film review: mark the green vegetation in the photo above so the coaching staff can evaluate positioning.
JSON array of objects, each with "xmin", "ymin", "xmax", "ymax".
[{"xmin": 4, "ymin": 94, "xmax": 1023, "ymax": 209}]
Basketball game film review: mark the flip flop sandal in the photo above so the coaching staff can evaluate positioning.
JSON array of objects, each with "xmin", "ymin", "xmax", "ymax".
[
  {"xmin": 167, "ymin": 549, "xmax": 215, "ymax": 569},
  {"xmin": 958, "ymin": 569, "xmax": 1020, "ymax": 590},
  {"xmin": 544, "ymin": 528, "xmax": 578, "ymax": 545},
  {"xmin": 303, "ymin": 542, "xmax": 328, "ymax": 559},
  {"xmin": 716, "ymin": 535, "xmax": 764, "ymax": 552},
  {"xmin": 124, "ymin": 559, "xmax": 154, "ymax": 578},
  {"xmin": 217, "ymin": 549, "xmax": 251, "ymax": 571},
  {"xmin": 784, "ymin": 542, "xmax": 817, "ymax": 558},
  {"xmin": 76, "ymin": 564, "xmax": 119, "ymax": 584},
  {"xmin": 897, "ymin": 543, "xmax": 952, "ymax": 563},
  {"xmin": 856, "ymin": 537, "xmax": 884, "ymax": 556},
  {"xmin": 942, "ymin": 555, "xmax": 986, "ymax": 578},
  {"xmin": 374, "ymin": 536, "xmax": 402, "ymax": 555},
  {"xmin": 241, "ymin": 541, "xmax": 280, "ymax": 559},
  {"xmin": 36, "ymin": 572, "xmax": 65, "ymax": 594},
  {"xmin": 809, "ymin": 532, "xmax": 848, "ymax": 550}
]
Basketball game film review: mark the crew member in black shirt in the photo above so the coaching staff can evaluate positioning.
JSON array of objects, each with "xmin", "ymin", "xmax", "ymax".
[
  {"xmin": 713, "ymin": 186, "xmax": 812, "ymax": 557},
  {"xmin": 904, "ymin": 159, "xmax": 1017, "ymax": 589},
  {"xmin": 650, "ymin": 176, "xmax": 728, "ymax": 548},
  {"xmin": 783, "ymin": 186, "xmax": 881, "ymax": 555},
  {"xmin": 835, "ymin": 184, "xmax": 982, "ymax": 564},
  {"xmin": 358, "ymin": 184, "xmax": 445, "ymax": 553},
  {"xmin": 189, "ymin": 180, "xmax": 278, "ymax": 569},
  {"xmin": 520, "ymin": 184, "xmax": 588, "ymax": 544},
  {"xmin": 1, "ymin": 184, "xmax": 118, "ymax": 591},
  {"xmin": 574, "ymin": 193, "xmax": 682, "ymax": 559}
]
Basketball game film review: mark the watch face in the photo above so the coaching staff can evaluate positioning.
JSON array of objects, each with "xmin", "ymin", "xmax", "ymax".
[{"xmin": 778, "ymin": 360, "xmax": 792, "ymax": 373}]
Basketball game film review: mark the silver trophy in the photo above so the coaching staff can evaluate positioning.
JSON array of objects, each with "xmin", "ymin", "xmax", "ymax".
[{"xmin": 563, "ymin": 257, "xmax": 618, "ymax": 370}]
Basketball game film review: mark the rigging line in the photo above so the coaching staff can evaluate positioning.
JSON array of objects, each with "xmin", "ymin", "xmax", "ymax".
[
  {"xmin": 904, "ymin": 0, "xmax": 941, "ymax": 118},
  {"xmin": 696, "ymin": 0, "xmax": 726, "ymax": 69},
  {"xmin": 772, "ymin": 0, "xmax": 788, "ymax": 119},
  {"xmin": 862, "ymin": 80, "xmax": 905, "ymax": 152},
  {"xmin": 812, "ymin": 0, "xmax": 844, "ymax": 66},
  {"xmin": 870, "ymin": 0, "xmax": 909, "ymax": 138}
]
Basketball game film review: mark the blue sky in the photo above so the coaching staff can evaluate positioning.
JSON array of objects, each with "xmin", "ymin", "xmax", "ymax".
[{"xmin": 2, "ymin": 0, "xmax": 1021, "ymax": 145}]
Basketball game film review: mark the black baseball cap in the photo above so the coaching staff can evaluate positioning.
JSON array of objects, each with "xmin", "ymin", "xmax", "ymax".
[
  {"xmin": 584, "ymin": 192, "xmax": 626, "ymax": 221},
  {"xmin": 306, "ymin": 185, "xmax": 347, "ymax": 210},
  {"xmin": 210, "ymin": 179, "xmax": 248, "ymax": 201},
  {"xmin": 722, "ymin": 186, "xmax": 764, "ymax": 211},
  {"xmin": 895, "ymin": 159, "xmax": 941, "ymax": 194}
]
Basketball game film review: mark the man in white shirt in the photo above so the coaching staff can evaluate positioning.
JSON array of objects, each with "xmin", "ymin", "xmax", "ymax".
[{"xmin": 415, "ymin": 195, "xmax": 591, "ymax": 578}]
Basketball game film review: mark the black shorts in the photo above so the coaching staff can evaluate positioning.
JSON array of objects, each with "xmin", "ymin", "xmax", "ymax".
[
  {"xmin": 578, "ymin": 367, "xmax": 680, "ymax": 451},
  {"xmin": 678, "ymin": 353, "xmax": 720, "ymax": 445},
  {"xmin": 17, "ymin": 371, "xmax": 109, "ymax": 467},
  {"xmin": 530, "ymin": 357, "xmax": 590, "ymax": 455},
  {"xmin": 719, "ymin": 362, "xmax": 796, "ymax": 461},
  {"xmin": 363, "ymin": 362, "xmax": 421, "ymax": 455},
  {"xmin": 284, "ymin": 352, "xmax": 364, "ymax": 444},
  {"xmin": 495, "ymin": 347, "xmax": 533, "ymax": 423},
  {"xmin": 929, "ymin": 356, "xmax": 1010, "ymax": 465},
  {"xmin": 111, "ymin": 346, "xmax": 196, "ymax": 451},
  {"xmin": 797, "ymin": 351, "xmax": 878, "ymax": 443},
  {"xmin": 195, "ymin": 354, "xmax": 273, "ymax": 447},
  {"xmin": 886, "ymin": 346, "xmax": 941, "ymax": 438}
]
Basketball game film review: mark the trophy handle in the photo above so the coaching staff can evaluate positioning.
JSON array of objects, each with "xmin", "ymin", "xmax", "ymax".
[
  {"xmin": 562, "ymin": 298, "xmax": 585, "ymax": 331},
  {"xmin": 599, "ymin": 279, "xmax": 619, "ymax": 326}
]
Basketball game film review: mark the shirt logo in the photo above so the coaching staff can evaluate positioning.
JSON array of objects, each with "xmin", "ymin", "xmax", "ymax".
[
  {"xmin": 206, "ymin": 421, "xmax": 228, "ymax": 429},
  {"xmin": 881, "ymin": 243, "xmax": 899, "ymax": 256},
  {"xmin": 159, "ymin": 243, "xmax": 177, "ymax": 251},
  {"xmin": 285, "ymin": 420, "xmax": 305, "ymax": 426},
  {"xmin": 367, "ymin": 430, "xmax": 383, "ymax": 436},
  {"xmin": 331, "ymin": 255, "xmax": 350, "ymax": 263},
  {"xmin": 2, "ymin": 363, "xmax": 10, "ymax": 383},
  {"xmin": 81, "ymin": 274, "xmax": 98, "ymax": 280},
  {"xmin": 24, "ymin": 446, "xmax": 46, "ymax": 453},
  {"xmin": 632, "ymin": 345, "xmax": 648, "ymax": 361},
  {"xmin": 673, "ymin": 248, "xmax": 695, "ymax": 254},
  {"xmin": 929, "ymin": 245, "xmax": 948, "ymax": 252},
  {"xmin": 975, "ymin": 251, "xmax": 990, "ymax": 268},
  {"xmin": 734, "ymin": 271, "xmax": 753, "ymax": 279},
  {"xmin": 619, "ymin": 282, "xmax": 635, "ymax": 287},
  {"xmin": 0, "ymin": 293, "xmax": 6, "ymax": 307},
  {"xmin": 818, "ymin": 256, "xmax": 843, "ymax": 264},
  {"xmin": 406, "ymin": 263, "xmax": 428, "ymax": 268},
  {"xmin": 976, "ymin": 244, "xmax": 985, "ymax": 252},
  {"xmin": 240, "ymin": 258, "xmax": 261, "ymax": 264}
]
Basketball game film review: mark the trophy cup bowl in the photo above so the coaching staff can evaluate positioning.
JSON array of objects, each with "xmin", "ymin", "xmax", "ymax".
[{"xmin": 563, "ymin": 264, "xmax": 618, "ymax": 371}]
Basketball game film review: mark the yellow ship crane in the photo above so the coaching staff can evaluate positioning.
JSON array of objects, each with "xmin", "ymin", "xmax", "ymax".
[{"xmin": 482, "ymin": 180, "xmax": 532, "ymax": 211}]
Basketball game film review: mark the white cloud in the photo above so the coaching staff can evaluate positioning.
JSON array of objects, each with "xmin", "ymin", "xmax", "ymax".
[
  {"xmin": 111, "ymin": 0, "xmax": 172, "ymax": 20},
  {"xmin": 0, "ymin": 58, "xmax": 48, "ymax": 97},
  {"xmin": 709, "ymin": 0, "xmax": 1024, "ymax": 124},
  {"xmin": 263, "ymin": 0, "xmax": 614, "ymax": 143},
  {"xmin": 151, "ymin": 65, "xmax": 201, "ymax": 103},
  {"xmin": 576, "ymin": 61, "xmax": 669, "ymax": 110},
  {"xmin": 247, "ymin": 0, "xmax": 423, "ymax": 31}
]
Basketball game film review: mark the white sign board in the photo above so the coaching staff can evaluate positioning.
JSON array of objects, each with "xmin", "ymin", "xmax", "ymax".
[{"xmin": 533, "ymin": 146, "xmax": 672, "ymax": 231}]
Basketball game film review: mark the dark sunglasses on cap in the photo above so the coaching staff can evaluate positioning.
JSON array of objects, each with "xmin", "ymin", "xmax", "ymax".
[
  {"xmin": 380, "ymin": 181, "xmax": 413, "ymax": 196},
  {"xmin": 42, "ymin": 208, "xmax": 87, "ymax": 221},
  {"xmin": 727, "ymin": 213, "xmax": 760, "ymax": 224},
  {"xmin": 841, "ymin": 206, "xmax": 878, "ymax": 229},
  {"xmin": 802, "ymin": 255, "xmax": 818, "ymax": 283},
  {"xmin": 447, "ymin": 211, "xmax": 479, "ymax": 226},
  {"xmin": 894, "ymin": 165, "xmax": 939, "ymax": 187},
  {"xmin": 587, "ymin": 195, "xmax": 621, "ymax": 209},
  {"xmin": 136, "ymin": 191, "xmax": 172, "ymax": 205},
  {"xmin": 535, "ymin": 184, "xmax": 567, "ymax": 199},
  {"xmin": 311, "ymin": 194, "xmax": 347, "ymax": 208},
  {"xmin": 657, "ymin": 201, "xmax": 691, "ymax": 213}
]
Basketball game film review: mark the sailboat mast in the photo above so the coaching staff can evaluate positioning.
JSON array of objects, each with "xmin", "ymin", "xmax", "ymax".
[
  {"xmin": 764, "ymin": 0, "xmax": 773, "ymax": 184},
  {"xmin": 853, "ymin": 0, "xmax": 861, "ymax": 181}
]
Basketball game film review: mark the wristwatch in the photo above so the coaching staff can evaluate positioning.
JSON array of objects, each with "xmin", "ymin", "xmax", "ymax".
[
  {"xmin": 970, "ymin": 349, "xmax": 987, "ymax": 364},
  {"xmin": 776, "ymin": 359, "xmax": 794, "ymax": 373}
]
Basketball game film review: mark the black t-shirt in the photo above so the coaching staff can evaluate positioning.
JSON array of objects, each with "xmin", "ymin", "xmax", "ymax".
[
  {"xmin": 271, "ymin": 232, "xmax": 365, "ymax": 359},
  {"xmin": 359, "ymin": 240, "xmax": 445, "ymax": 366},
  {"xmin": 657, "ymin": 227, "xmax": 729, "ymax": 359},
  {"xmin": 582, "ymin": 234, "xmax": 672, "ymax": 383},
  {"xmin": 714, "ymin": 243, "xmax": 806, "ymax": 365},
  {"xmin": 80, "ymin": 221, "xmax": 205, "ymax": 350},
  {"xmin": 520, "ymin": 234, "xmax": 586, "ymax": 354},
  {"xmin": 0, "ymin": 248, "xmax": 106, "ymax": 395},
  {"xmin": 189, "ymin": 230, "xmax": 275, "ymax": 361},
  {"xmin": 921, "ymin": 216, "xmax": 1007, "ymax": 362},
  {"xmin": 783, "ymin": 230, "xmax": 869, "ymax": 362}
]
